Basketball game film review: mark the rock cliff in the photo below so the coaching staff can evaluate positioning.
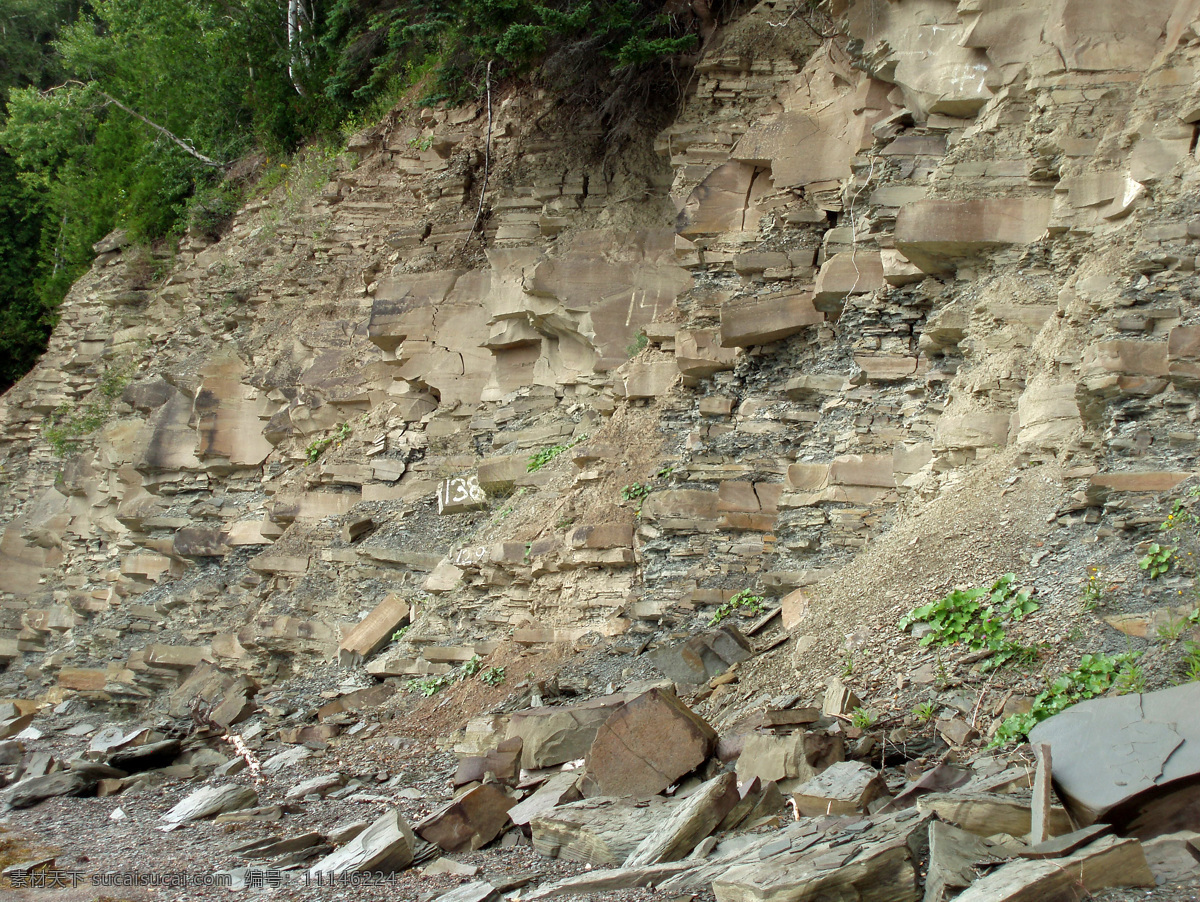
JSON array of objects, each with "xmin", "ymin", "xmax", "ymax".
[{"xmin": 3, "ymin": 3, "xmax": 1200, "ymax": 893}]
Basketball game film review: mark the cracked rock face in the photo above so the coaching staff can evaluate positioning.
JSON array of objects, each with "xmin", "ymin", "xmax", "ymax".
[{"xmin": 1029, "ymin": 682, "xmax": 1200, "ymax": 836}]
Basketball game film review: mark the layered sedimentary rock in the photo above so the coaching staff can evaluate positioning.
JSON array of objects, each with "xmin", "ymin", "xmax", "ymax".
[{"xmin": 0, "ymin": 0, "xmax": 1199, "ymax": 727}]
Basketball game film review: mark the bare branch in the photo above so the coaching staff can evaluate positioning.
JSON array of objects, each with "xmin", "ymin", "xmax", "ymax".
[{"xmin": 47, "ymin": 80, "xmax": 226, "ymax": 168}]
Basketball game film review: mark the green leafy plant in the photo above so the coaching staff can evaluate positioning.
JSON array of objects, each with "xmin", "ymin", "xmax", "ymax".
[
  {"xmin": 406, "ymin": 134, "xmax": 434, "ymax": 152},
  {"xmin": 1159, "ymin": 616, "xmax": 1188, "ymax": 642},
  {"xmin": 306, "ymin": 422, "xmax": 352, "ymax": 465},
  {"xmin": 461, "ymin": 654, "xmax": 483, "ymax": 678},
  {"xmin": 1140, "ymin": 543, "xmax": 1175, "ymax": 579},
  {"xmin": 898, "ymin": 575, "xmax": 1039, "ymax": 670},
  {"xmin": 621, "ymin": 482, "xmax": 652, "ymax": 502},
  {"xmin": 850, "ymin": 707, "xmax": 876, "ymax": 729},
  {"xmin": 912, "ymin": 702, "xmax": 936, "ymax": 723},
  {"xmin": 408, "ymin": 674, "xmax": 453, "ymax": 697},
  {"xmin": 1114, "ymin": 661, "xmax": 1147, "ymax": 695},
  {"xmin": 527, "ymin": 433, "xmax": 588, "ymax": 472},
  {"xmin": 42, "ymin": 360, "xmax": 135, "ymax": 456},
  {"xmin": 1180, "ymin": 641, "xmax": 1200, "ymax": 683},
  {"xmin": 625, "ymin": 331, "xmax": 648, "ymax": 357},
  {"xmin": 390, "ymin": 625, "xmax": 409, "ymax": 643},
  {"xmin": 991, "ymin": 652, "xmax": 1139, "ymax": 746},
  {"xmin": 709, "ymin": 589, "xmax": 765, "ymax": 626},
  {"xmin": 480, "ymin": 666, "xmax": 506, "ymax": 686}
]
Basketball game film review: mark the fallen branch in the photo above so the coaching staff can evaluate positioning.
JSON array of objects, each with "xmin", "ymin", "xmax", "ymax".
[
  {"xmin": 50, "ymin": 80, "xmax": 226, "ymax": 169},
  {"xmin": 97, "ymin": 90, "xmax": 226, "ymax": 168}
]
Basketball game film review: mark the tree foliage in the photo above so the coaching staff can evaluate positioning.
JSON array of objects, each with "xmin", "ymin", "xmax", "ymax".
[{"xmin": 0, "ymin": 0, "xmax": 723, "ymax": 393}]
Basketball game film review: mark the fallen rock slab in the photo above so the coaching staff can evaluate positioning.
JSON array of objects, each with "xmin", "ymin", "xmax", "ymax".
[
  {"xmin": 506, "ymin": 695, "xmax": 630, "ymax": 769},
  {"xmin": 309, "ymin": 809, "xmax": 416, "ymax": 878},
  {"xmin": 162, "ymin": 783, "xmax": 258, "ymax": 825},
  {"xmin": 710, "ymin": 809, "xmax": 932, "ymax": 902},
  {"xmin": 4, "ymin": 771, "xmax": 95, "ymax": 810},
  {"xmin": 952, "ymin": 835, "xmax": 1154, "ymax": 901},
  {"xmin": 925, "ymin": 821, "xmax": 1006, "ymax": 902},
  {"xmin": 735, "ymin": 729, "xmax": 844, "ymax": 788},
  {"xmin": 531, "ymin": 796, "xmax": 675, "ymax": 866},
  {"xmin": 107, "ymin": 738, "xmax": 181, "ymax": 773},
  {"xmin": 433, "ymin": 882, "xmax": 499, "ymax": 902},
  {"xmin": 648, "ymin": 625, "xmax": 753, "ymax": 684},
  {"xmin": 792, "ymin": 761, "xmax": 889, "ymax": 817},
  {"xmin": 625, "ymin": 772, "xmax": 739, "ymax": 866},
  {"xmin": 917, "ymin": 792, "xmax": 1072, "ymax": 840},
  {"xmin": 507, "ymin": 771, "xmax": 582, "ymax": 826},
  {"xmin": 524, "ymin": 862, "xmax": 694, "ymax": 900},
  {"xmin": 1141, "ymin": 831, "xmax": 1200, "ymax": 884},
  {"xmin": 338, "ymin": 594, "xmax": 409, "ymax": 665},
  {"xmin": 584, "ymin": 688, "xmax": 716, "ymax": 797},
  {"xmin": 416, "ymin": 783, "xmax": 515, "ymax": 853},
  {"xmin": 1028, "ymin": 682, "xmax": 1200, "ymax": 836}
]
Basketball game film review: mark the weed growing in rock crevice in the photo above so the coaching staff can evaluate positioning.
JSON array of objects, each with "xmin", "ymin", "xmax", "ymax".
[
  {"xmin": 527, "ymin": 433, "xmax": 588, "ymax": 472},
  {"xmin": 991, "ymin": 652, "xmax": 1140, "ymax": 746},
  {"xmin": 42, "ymin": 361, "xmax": 135, "ymax": 457},
  {"xmin": 306, "ymin": 422, "xmax": 352, "ymax": 464},
  {"xmin": 710, "ymin": 589, "xmax": 764, "ymax": 626}
]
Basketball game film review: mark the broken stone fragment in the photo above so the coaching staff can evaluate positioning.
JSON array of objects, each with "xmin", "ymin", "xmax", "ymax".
[
  {"xmin": 3, "ymin": 771, "xmax": 96, "ymax": 810},
  {"xmin": 735, "ymin": 729, "xmax": 844, "ymax": 788},
  {"xmin": 925, "ymin": 821, "xmax": 1006, "ymax": 902},
  {"xmin": 648, "ymin": 624, "xmax": 753, "ymax": 684},
  {"xmin": 454, "ymin": 736, "xmax": 523, "ymax": 787},
  {"xmin": 505, "ymin": 695, "xmax": 630, "ymax": 769},
  {"xmin": 285, "ymin": 773, "xmax": 346, "ymax": 800},
  {"xmin": 1028, "ymin": 682, "xmax": 1200, "ymax": 836},
  {"xmin": 432, "ymin": 883, "xmax": 499, "ymax": 902},
  {"xmin": 531, "ymin": 796, "xmax": 677, "ymax": 866},
  {"xmin": 711, "ymin": 808, "xmax": 933, "ymax": 902},
  {"xmin": 161, "ymin": 783, "xmax": 258, "ymax": 825},
  {"xmin": 584, "ymin": 687, "xmax": 716, "ymax": 797},
  {"xmin": 309, "ymin": 808, "xmax": 417, "ymax": 877},
  {"xmin": 416, "ymin": 783, "xmax": 515, "ymax": 853},
  {"xmin": 624, "ymin": 772, "xmax": 739, "ymax": 866},
  {"xmin": 791, "ymin": 761, "xmax": 889, "ymax": 817},
  {"xmin": 106, "ymin": 739, "xmax": 181, "ymax": 773},
  {"xmin": 507, "ymin": 771, "xmax": 583, "ymax": 826},
  {"xmin": 951, "ymin": 835, "xmax": 1154, "ymax": 901},
  {"xmin": 338, "ymin": 594, "xmax": 410, "ymax": 665},
  {"xmin": 916, "ymin": 792, "xmax": 1072, "ymax": 840},
  {"xmin": 822, "ymin": 678, "xmax": 862, "ymax": 717}
]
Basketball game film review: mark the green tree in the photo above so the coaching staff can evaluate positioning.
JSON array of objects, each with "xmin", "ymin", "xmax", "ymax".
[{"xmin": 0, "ymin": 0, "xmax": 83, "ymax": 392}]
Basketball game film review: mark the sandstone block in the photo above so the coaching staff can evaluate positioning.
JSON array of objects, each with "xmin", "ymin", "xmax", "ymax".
[
  {"xmin": 338, "ymin": 594, "xmax": 410, "ymax": 665},
  {"xmin": 416, "ymin": 783, "xmax": 515, "ymax": 853},
  {"xmin": 506, "ymin": 696, "xmax": 631, "ymax": 769},
  {"xmin": 813, "ymin": 252, "xmax": 885, "ymax": 306},
  {"xmin": 640, "ymin": 489, "xmax": 720, "ymax": 531},
  {"xmin": 624, "ymin": 772, "xmax": 739, "ymax": 866},
  {"xmin": 1028, "ymin": 682, "xmax": 1200, "ymax": 835},
  {"xmin": 437, "ymin": 474, "xmax": 488, "ymax": 514},
  {"xmin": 894, "ymin": 198, "xmax": 1054, "ymax": 273},
  {"xmin": 792, "ymin": 761, "xmax": 889, "ymax": 817},
  {"xmin": 585, "ymin": 688, "xmax": 716, "ymax": 797},
  {"xmin": 734, "ymin": 729, "xmax": 844, "ymax": 787},
  {"xmin": 720, "ymin": 292, "xmax": 823, "ymax": 347},
  {"xmin": 309, "ymin": 809, "xmax": 416, "ymax": 877}
]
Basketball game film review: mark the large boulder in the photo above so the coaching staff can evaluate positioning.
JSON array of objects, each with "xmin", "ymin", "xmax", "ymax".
[
  {"xmin": 584, "ymin": 688, "xmax": 716, "ymax": 797},
  {"xmin": 1029, "ymin": 683, "xmax": 1200, "ymax": 837}
]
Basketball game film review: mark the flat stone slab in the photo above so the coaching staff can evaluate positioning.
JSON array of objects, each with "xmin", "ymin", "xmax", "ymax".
[{"xmin": 1028, "ymin": 682, "xmax": 1200, "ymax": 835}]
